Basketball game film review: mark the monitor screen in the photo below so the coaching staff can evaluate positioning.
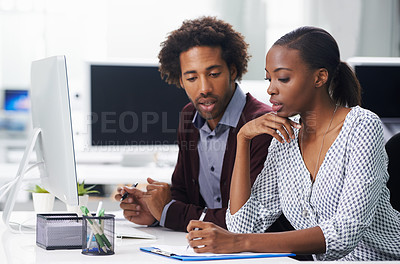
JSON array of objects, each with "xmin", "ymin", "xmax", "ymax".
[
  {"xmin": 348, "ymin": 57, "xmax": 400, "ymax": 118},
  {"xmin": 4, "ymin": 89, "xmax": 30, "ymax": 111},
  {"xmin": 90, "ymin": 63, "xmax": 190, "ymax": 147},
  {"xmin": 354, "ymin": 65, "xmax": 400, "ymax": 118}
]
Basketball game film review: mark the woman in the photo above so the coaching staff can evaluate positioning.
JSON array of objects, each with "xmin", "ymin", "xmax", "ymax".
[{"xmin": 186, "ymin": 26, "xmax": 400, "ymax": 261}]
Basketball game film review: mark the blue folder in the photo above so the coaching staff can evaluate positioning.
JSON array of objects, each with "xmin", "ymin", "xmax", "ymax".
[{"xmin": 140, "ymin": 247, "xmax": 295, "ymax": 261}]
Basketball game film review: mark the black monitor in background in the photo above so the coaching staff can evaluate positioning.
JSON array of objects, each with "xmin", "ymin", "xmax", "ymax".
[
  {"xmin": 90, "ymin": 63, "xmax": 190, "ymax": 147},
  {"xmin": 354, "ymin": 66, "xmax": 400, "ymax": 118},
  {"xmin": 348, "ymin": 57, "xmax": 400, "ymax": 141}
]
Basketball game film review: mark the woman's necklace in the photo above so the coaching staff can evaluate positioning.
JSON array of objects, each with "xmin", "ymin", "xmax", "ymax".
[
  {"xmin": 300, "ymin": 105, "xmax": 338, "ymax": 218},
  {"xmin": 300, "ymin": 104, "xmax": 338, "ymax": 180}
]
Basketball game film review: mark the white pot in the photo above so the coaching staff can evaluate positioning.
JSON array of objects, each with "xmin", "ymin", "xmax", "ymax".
[
  {"xmin": 66, "ymin": 194, "xmax": 89, "ymax": 216},
  {"xmin": 32, "ymin": 193, "xmax": 55, "ymax": 213}
]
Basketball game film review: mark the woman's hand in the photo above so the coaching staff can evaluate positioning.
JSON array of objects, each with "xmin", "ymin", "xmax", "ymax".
[
  {"xmin": 239, "ymin": 112, "xmax": 301, "ymax": 143},
  {"xmin": 186, "ymin": 221, "xmax": 243, "ymax": 254},
  {"xmin": 187, "ymin": 221, "xmax": 326, "ymax": 255}
]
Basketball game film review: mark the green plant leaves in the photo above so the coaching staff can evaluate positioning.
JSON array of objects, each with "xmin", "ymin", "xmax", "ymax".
[
  {"xmin": 77, "ymin": 180, "xmax": 100, "ymax": 196},
  {"xmin": 27, "ymin": 184, "xmax": 49, "ymax": 193}
]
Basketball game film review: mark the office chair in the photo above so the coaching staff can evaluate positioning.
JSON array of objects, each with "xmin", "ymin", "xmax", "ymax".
[{"xmin": 385, "ymin": 132, "xmax": 400, "ymax": 211}]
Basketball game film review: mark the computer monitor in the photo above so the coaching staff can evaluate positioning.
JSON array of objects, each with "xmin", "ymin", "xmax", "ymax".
[
  {"xmin": 347, "ymin": 57, "xmax": 400, "ymax": 141},
  {"xmin": 88, "ymin": 61, "xmax": 189, "ymax": 153},
  {"xmin": 2, "ymin": 55, "xmax": 79, "ymax": 232},
  {"xmin": 4, "ymin": 89, "xmax": 30, "ymax": 112},
  {"xmin": 1, "ymin": 89, "xmax": 30, "ymax": 132}
]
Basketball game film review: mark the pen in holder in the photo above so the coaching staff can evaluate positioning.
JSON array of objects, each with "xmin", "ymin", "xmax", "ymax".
[{"xmin": 82, "ymin": 214, "xmax": 115, "ymax": 255}]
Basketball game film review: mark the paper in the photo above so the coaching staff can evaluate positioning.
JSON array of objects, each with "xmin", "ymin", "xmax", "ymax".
[
  {"xmin": 152, "ymin": 244, "xmax": 291, "ymax": 257},
  {"xmin": 153, "ymin": 244, "xmax": 212, "ymax": 256},
  {"xmin": 115, "ymin": 222, "xmax": 156, "ymax": 239}
]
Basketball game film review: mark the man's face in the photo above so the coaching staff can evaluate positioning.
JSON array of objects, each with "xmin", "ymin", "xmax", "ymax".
[{"xmin": 179, "ymin": 46, "xmax": 237, "ymax": 130}]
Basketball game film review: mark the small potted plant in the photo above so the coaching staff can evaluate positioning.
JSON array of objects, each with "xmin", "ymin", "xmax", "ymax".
[
  {"xmin": 77, "ymin": 180, "xmax": 100, "ymax": 207},
  {"xmin": 28, "ymin": 184, "xmax": 55, "ymax": 213},
  {"xmin": 66, "ymin": 181, "xmax": 99, "ymax": 215}
]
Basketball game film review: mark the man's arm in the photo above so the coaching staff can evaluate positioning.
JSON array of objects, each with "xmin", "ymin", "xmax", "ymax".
[
  {"xmin": 165, "ymin": 201, "xmax": 227, "ymax": 231},
  {"xmin": 163, "ymin": 141, "xmax": 229, "ymax": 231},
  {"xmin": 163, "ymin": 133, "xmax": 273, "ymax": 232}
]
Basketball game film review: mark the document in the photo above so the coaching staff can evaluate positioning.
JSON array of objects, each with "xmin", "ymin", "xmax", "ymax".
[
  {"xmin": 115, "ymin": 221, "xmax": 156, "ymax": 239},
  {"xmin": 112, "ymin": 210, "xmax": 156, "ymax": 239}
]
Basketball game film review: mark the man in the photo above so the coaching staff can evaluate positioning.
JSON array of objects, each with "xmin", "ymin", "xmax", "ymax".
[{"xmin": 115, "ymin": 16, "xmax": 289, "ymax": 232}]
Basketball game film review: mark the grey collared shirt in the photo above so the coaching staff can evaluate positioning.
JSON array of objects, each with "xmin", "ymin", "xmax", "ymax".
[
  {"xmin": 159, "ymin": 85, "xmax": 246, "ymax": 225},
  {"xmin": 195, "ymin": 86, "xmax": 246, "ymax": 208}
]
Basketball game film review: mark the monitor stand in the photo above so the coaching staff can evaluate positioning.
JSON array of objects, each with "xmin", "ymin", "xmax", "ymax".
[{"xmin": 2, "ymin": 127, "xmax": 42, "ymax": 233}]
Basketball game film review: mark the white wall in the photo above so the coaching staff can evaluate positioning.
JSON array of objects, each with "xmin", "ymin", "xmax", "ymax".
[
  {"xmin": 0, "ymin": 0, "xmax": 219, "ymax": 92},
  {"xmin": 0, "ymin": 0, "xmax": 398, "ymax": 117},
  {"xmin": 1, "ymin": 0, "xmax": 399, "ymax": 93}
]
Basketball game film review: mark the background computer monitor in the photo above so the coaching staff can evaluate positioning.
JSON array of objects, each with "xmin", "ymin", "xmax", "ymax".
[
  {"xmin": 4, "ymin": 89, "xmax": 30, "ymax": 112},
  {"xmin": 347, "ymin": 57, "xmax": 400, "ymax": 141},
  {"xmin": 2, "ymin": 55, "xmax": 79, "ymax": 231},
  {"xmin": 89, "ymin": 62, "xmax": 189, "ymax": 151},
  {"xmin": 1, "ymin": 89, "xmax": 30, "ymax": 132}
]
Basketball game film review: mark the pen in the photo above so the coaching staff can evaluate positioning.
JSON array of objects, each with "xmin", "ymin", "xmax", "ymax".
[
  {"xmin": 80, "ymin": 206, "xmax": 113, "ymax": 252},
  {"xmin": 187, "ymin": 207, "xmax": 208, "ymax": 250},
  {"xmin": 120, "ymin": 182, "xmax": 139, "ymax": 201},
  {"xmin": 198, "ymin": 207, "xmax": 207, "ymax": 223},
  {"xmin": 87, "ymin": 201, "xmax": 103, "ymax": 248},
  {"xmin": 81, "ymin": 206, "xmax": 107, "ymax": 253}
]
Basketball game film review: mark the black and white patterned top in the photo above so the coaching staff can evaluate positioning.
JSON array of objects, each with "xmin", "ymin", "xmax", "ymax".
[{"xmin": 226, "ymin": 106, "xmax": 400, "ymax": 261}]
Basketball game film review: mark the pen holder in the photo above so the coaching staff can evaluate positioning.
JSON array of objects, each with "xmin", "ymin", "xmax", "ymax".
[{"xmin": 82, "ymin": 214, "xmax": 115, "ymax": 255}]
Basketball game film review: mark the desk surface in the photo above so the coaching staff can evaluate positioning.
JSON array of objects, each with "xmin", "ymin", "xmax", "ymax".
[{"xmin": 0, "ymin": 211, "xmax": 299, "ymax": 264}]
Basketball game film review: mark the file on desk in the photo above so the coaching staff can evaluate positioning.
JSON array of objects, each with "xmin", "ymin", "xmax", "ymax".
[{"xmin": 115, "ymin": 221, "xmax": 156, "ymax": 239}]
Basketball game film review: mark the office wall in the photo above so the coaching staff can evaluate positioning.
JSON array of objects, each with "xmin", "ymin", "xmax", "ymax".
[
  {"xmin": 357, "ymin": 0, "xmax": 400, "ymax": 57},
  {"xmin": 306, "ymin": 0, "xmax": 399, "ymax": 58},
  {"xmin": 0, "ymin": 0, "xmax": 398, "ymax": 102},
  {"xmin": 0, "ymin": 0, "xmax": 218, "ymax": 93}
]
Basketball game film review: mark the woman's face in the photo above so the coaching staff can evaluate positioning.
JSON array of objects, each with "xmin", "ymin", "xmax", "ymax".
[{"xmin": 265, "ymin": 45, "xmax": 319, "ymax": 117}]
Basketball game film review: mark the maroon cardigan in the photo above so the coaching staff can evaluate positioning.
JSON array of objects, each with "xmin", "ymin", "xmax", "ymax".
[{"xmin": 165, "ymin": 93, "xmax": 291, "ymax": 232}]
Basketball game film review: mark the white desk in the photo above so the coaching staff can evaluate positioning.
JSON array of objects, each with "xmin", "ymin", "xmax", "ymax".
[{"xmin": 0, "ymin": 211, "xmax": 299, "ymax": 264}]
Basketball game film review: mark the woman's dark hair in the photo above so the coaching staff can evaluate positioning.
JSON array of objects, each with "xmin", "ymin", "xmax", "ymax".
[
  {"xmin": 158, "ymin": 16, "xmax": 250, "ymax": 88},
  {"xmin": 274, "ymin": 26, "xmax": 361, "ymax": 107}
]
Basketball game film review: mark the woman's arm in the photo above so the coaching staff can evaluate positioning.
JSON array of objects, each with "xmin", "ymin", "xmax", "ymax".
[
  {"xmin": 228, "ymin": 132, "xmax": 252, "ymax": 214},
  {"xmin": 316, "ymin": 113, "xmax": 388, "ymax": 260},
  {"xmin": 186, "ymin": 221, "xmax": 326, "ymax": 254},
  {"xmin": 229, "ymin": 113, "xmax": 300, "ymax": 214}
]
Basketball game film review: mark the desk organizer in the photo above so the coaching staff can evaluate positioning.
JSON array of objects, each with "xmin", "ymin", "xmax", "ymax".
[
  {"xmin": 36, "ymin": 213, "xmax": 82, "ymax": 250},
  {"xmin": 82, "ymin": 214, "xmax": 115, "ymax": 255}
]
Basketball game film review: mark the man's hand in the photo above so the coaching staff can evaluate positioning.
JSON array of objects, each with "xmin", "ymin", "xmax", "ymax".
[
  {"xmin": 142, "ymin": 177, "xmax": 172, "ymax": 221},
  {"xmin": 114, "ymin": 186, "xmax": 156, "ymax": 225}
]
